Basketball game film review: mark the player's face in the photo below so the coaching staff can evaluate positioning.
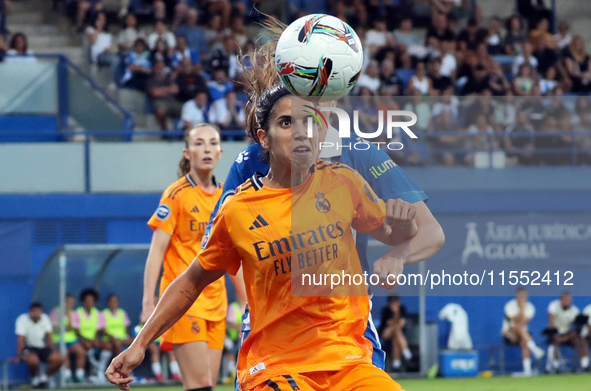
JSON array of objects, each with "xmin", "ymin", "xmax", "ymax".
[
  {"xmin": 29, "ymin": 307, "xmax": 42, "ymax": 322},
  {"xmin": 516, "ymin": 291, "xmax": 528, "ymax": 305},
  {"xmin": 108, "ymin": 296, "xmax": 119, "ymax": 310},
  {"xmin": 560, "ymin": 295, "xmax": 572, "ymax": 308},
  {"xmin": 184, "ymin": 126, "xmax": 222, "ymax": 173},
  {"xmin": 84, "ymin": 295, "xmax": 95, "ymax": 310},
  {"xmin": 66, "ymin": 297, "xmax": 75, "ymax": 311},
  {"xmin": 260, "ymin": 97, "xmax": 320, "ymax": 173}
]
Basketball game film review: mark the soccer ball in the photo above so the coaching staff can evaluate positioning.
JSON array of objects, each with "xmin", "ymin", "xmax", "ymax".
[{"xmin": 275, "ymin": 14, "xmax": 364, "ymax": 101}]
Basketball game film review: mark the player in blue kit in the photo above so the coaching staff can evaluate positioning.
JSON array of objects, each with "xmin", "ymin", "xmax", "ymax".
[{"xmin": 203, "ymin": 25, "xmax": 445, "ymax": 386}]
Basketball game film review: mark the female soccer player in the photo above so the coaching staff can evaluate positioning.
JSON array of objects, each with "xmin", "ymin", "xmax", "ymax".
[
  {"xmin": 207, "ymin": 21, "xmax": 444, "ymax": 380},
  {"xmin": 107, "ymin": 84, "xmax": 420, "ymax": 390},
  {"xmin": 141, "ymin": 123, "xmax": 245, "ymax": 391}
]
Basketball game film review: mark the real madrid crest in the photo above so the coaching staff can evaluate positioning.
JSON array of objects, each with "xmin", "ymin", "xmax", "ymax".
[{"xmin": 315, "ymin": 193, "xmax": 331, "ymax": 213}]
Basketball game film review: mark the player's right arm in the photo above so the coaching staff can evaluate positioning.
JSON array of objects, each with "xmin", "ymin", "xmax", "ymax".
[
  {"xmin": 141, "ymin": 228, "xmax": 172, "ymax": 323},
  {"xmin": 548, "ymin": 301, "xmax": 557, "ymax": 328},
  {"xmin": 106, "ymin": 203, "xmax": 241, "ymax": 391}
]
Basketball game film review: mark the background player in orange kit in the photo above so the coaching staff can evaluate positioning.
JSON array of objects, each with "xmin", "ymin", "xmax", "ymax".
[
  {"xmin": 141, "ymin": 123, "xmax": 246, "ymax": 391},
  {"xmin": 105, "ymin": 93, "xmax": 417, "ymax": 391}
]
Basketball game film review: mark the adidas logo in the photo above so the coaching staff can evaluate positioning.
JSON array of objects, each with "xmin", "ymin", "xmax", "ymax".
[
  {"xmin": 249, "ymin": 215, "xmax": 269, "ymax": 230},
  {"xmin": 190, "ymin": 205, "xmax": 200, "ymax": 213}
]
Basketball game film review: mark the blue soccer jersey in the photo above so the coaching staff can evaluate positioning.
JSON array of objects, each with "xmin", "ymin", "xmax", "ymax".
[{"xmin": 205, "ymin": 134, "xmax": 428, "ymax": 378}]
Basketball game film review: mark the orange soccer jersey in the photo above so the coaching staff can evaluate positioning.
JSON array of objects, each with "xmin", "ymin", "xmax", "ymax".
[
  {"xmin": 198, "ymin": 161, "xmax": 386, "ymax": 389},
  {"xmin": 148, "ymin": 174, "xmax": 227, "ymax": 321}
]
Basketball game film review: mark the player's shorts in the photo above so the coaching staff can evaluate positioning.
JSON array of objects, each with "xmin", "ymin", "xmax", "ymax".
[
  {"xmin": 23, "ymin": 347, "xmax": 53, "ymax": 363},
  {"xmin": 162, "ymin": 314, "xmax": 225, "ymax": 349},
  {"xmin": 248, "ymin": 363, "xmax": 405, "ymax": 391}
]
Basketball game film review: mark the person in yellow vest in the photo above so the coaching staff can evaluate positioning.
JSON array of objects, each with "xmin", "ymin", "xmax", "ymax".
[
  {"xmin": 70, "ymin": 288, "xmax": 108, "ymax": 382},
  {"xmin": 49, "ymin": 293, "xmax": 86, "ymax": 382},
  {"xmin": 103, "ymin": 294, "xmax": 133, "ymax": 357}
]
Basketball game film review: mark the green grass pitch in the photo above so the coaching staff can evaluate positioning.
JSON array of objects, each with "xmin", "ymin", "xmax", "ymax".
[{"xmin": 82, "ymin": 373, "xmax": 591, "ymax": 391}]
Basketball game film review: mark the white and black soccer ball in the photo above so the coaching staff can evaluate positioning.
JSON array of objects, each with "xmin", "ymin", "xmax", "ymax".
[{"xmin": 275, "ymin": 14, "xmax": 364, "ymax": 101}]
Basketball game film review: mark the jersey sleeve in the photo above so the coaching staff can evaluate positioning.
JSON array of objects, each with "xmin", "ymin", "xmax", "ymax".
[
  {"xmin": 345, "ymin": 139, "xmax": 427, "ymax": 203},
  {"xmin": 70, "ymin": 311, "xmax": 80, "ymax": 329},
  {"xmin": 42, "ymin": 315, "xmax": 52, "ymax": 334},
  {"xmin": 147, "ymin": 189, "xmax": 180, "ymax": 236},
  {"xmin": 548, "ymin": 300, "xmax": 558, "ymax": 315},
  {"xmin": 15, "ymin": 315, "xmax": 26, "ymax": 336},
  {"xmin": 526, "ymin": 303, "xmax": 536, "ymax": 320},
  {"xmin": 198, "ymin": 204, "xmax": 242, "ymax": 275},
  {"xmin": 204, "ymin": 144, "xmax": 269, "ymax": 241},
  {"xmin": 345, "ymin": 168, "xmax": 386, "ymax": 234}
]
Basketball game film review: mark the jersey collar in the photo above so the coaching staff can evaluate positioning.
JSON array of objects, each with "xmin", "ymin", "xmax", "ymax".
[{"xmin": 186, "ymin": 174, "xmax": 220, "ymax": 188}]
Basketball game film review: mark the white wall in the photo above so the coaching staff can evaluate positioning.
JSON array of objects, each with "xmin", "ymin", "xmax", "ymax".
[
  {"xmin": 0, "ymin": 141, "xmax": 249, "ymax": 194},
  {"xmin": 0, "ymin": 143, "xmax": 85, "ymax": 193}
]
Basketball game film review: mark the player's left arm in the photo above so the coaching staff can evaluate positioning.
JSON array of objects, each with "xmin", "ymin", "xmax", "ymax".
[
  {"xmin": 228, "ymin": 267, "xmax": 247, "ymax": 306},
  {"xmin": 359, "ymin": 145, "xmax": 445, "ymax": 265}
]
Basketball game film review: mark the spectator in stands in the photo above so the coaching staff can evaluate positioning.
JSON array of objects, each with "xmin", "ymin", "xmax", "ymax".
[
  {"xmin": 99, "ymin": 0, "xmax": 128, "ymax": 19},
  {"xmin": 365, "ymin": 17, "xmax": 393, "ymax": 58},
  {"xmin": 488, "ymin": 61, "xmax": 511, "ymax": 96},
  {"xmin": 102, "ymin": 294, "xmax": 133, "ymax": 358},
  {"xmin": 14, "ymin": 303, "xmax": 66, "ymax": 389},
  {"xmin": 553, "ymin": 20, "xmax": 572, "ymax": 50},
  {"xmin": 177, "ymin": 8, "xmax": 208, "ymax": 58},
  {"xmin": 504, "ymin": 109, "xmax": 535, "ymax": 165},
  {"xmin": 432, "ymin": 85, "xmax": 459, "ymax": 120},
  {"xmin": 486, "ymin": 17, "xmax": 503, "ymax": 55},
  {"xmin": 357, "ymin": 59, "xmax": 381, "ymax": 94},
  {"xmin": 5, "ymin": 32, "xmax": 36, "ymax": 62},
  {"xmin": 439, "ymin": 39, "xmax": 457, "ymax": 79},
  {"xmin": 512, "ymin": 42, "xmax": 538, "ymax": 76},
  {"xmin": 149, "ymin": 38, "xmax": 173, "ymax": 69},
  {"xmin": 393, "ymin": 16, "xmax": 420, "ymax": 48},
  {"xmin": 545, "ymin": 292, "xmax": 589, "ymax": 372},
  {"xmin": 208, "ymin": 90, "xmax": 245, "ymax": 131},
  {"xmin": 329, "ymin": 0, "xmax": 367, "ymax": 29},
  {"xmin": 379, "ymin": 59, "xmax": 402, "ymax": 96},
  {"xmin": 504, "ymin": 15, "xmax": 526, "ymax": 55},
  {"xmin": 49, "ymin": 294, "xmax": 86, "ymax": 383},
  {"xmin": 121, "ymin": 38, "xmax": 152, "ymax": 90},
  {"xmin": 353, "ymin": 87, "xmax": 378, "ymax": 134},
  {"xmin": 75, "ymin": 0, "xmax": 101, "ymax": 33},
  {"xmin": 513, "ymin": 64, "xmax": 535, "ymax": 96},
  {"xmin": 494, "ymin": 90, "xmax": 517, "ymax": 128},
  {"xmin": 457, "ymin": 17, "xmax": 489, "ymax": 53},
  {"xmin": 379, "ymin": 296, "xmax": 412, "ymax": 372},
  {"xmin": 208, "ymin": 68, "xmax": 234, "ymax": 102},
  {"xmin": 426, "ymin": 12, "xmax": 455, "ymax": 48},
  {"xmin": 208, "ymin": 35, "xmax": 240, "ymax": 79},
  {"xmin": 516, "ymin": 0, "xmax": 552, "ymax": 31},
  {"xmin": 176, "ymin": 57, "xmax": 208, "ymax": 102},
  {"xmin": 85, "ymin": 12, "xmax": 115, "ymax": 65},
  {"xmin": 71, "ymin": 288, "xmax": 108, "ymax": 382},
  {"xmin": 574, "ymin": 96, "xmax": 591, "ymax": 124},
  {"xmin": 546, "ymin": 87, "xmax": 569, "ymax": 118},
  {"xmin": 404, "ymin": 88, "xmax": 433, "ymax": 131},
  {"xmin": 171, "ymin": 35, "xmax": 201, "ymax": 72},
  {"xmin": 408, "ymin": 61, "xmax": 432, "ymax": 96},
  {"xmin": 562, "ymin": 35, "xmax": 591, "ymax": 94},
  {"xmin": 501, "ymin": 288, "xmax": 545, "ymax": 376},
  {"xmin": 204, "ymin": 14, "xmax": 228, "ymax": 51},
  {"xmin": 181, "ymin": 91, "xmax": 209, "ymax": 130},
  {"xmin": 116, "ymin": 14, "xmax": 140, "ymax": 53},
  {"xmin": 429, "ymin": 108, "xmax": 465, "ymax": 166},
  {"xmin": 148, "ymin": 20, "xmax": 175, "ymax": 50},
  {"xmin": 466, "ymin": 113, "xmax": 498, "ymax": 165},
  {"xmin": 539, "ymin": 66, "xmax": 558, "ymax": 95},
  {"xmin": 533, "ymin": 114, "xmax": 570, "ymax": 165},
  {"xmin": 147, "ymin": 59, "xmax": 181, "ymax": 131},
  {"xmin": 532, "ymin": 35, "xmax": 560, "ymax": 78},
  {"xmin": 0, "ymin": 35, "xmax": 6, "ymax": 60},
  {"xmin": 429, "ymin": 57, "xmax": 452, "ymax": 95},
  {"xmin": 151, "ymin": 0, "xmax": 166, "ymax": 21},
  {"xmin": 463, "ymin": 64, "xmax": 490, "ymax": 95},
  {"xmin": 521, "ymin": 85, "xmax": 547, "ymax": 129},
  {"xmin": 528, "ymin": 18, "xmax": 555, "ymax": 49},
  {"xmin": 229, "ymin": 13, "xmax": 247, "ymax": 48},
  {"xmin": 465, "ymin": 90, "xmax": 494, "ymax": 126}
]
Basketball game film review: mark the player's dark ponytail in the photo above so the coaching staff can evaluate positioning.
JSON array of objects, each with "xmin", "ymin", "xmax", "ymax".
[
  {"xmin": 177, "ymin": 123, "xmax": 221, "ymax": 178},
  {"xmin": 240, "ymin": 17, "xmax": 288, "ymax": 142}
]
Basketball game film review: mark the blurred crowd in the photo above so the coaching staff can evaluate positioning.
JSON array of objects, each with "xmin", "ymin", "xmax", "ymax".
[{"xmin": 0, "ymin": 0, "xmax": 590, "ymax": 165}]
